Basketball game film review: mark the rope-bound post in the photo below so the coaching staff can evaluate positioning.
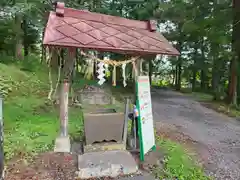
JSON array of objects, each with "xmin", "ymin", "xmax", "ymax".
[{"xmin": 0, "ymin": 95, "xmax": 4, "ymax": 180}]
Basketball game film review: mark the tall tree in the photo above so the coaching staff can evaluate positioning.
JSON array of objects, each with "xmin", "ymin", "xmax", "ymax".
[{"xmin": 228, "ymin": 0, "xmax": 240, "ymax": 104}]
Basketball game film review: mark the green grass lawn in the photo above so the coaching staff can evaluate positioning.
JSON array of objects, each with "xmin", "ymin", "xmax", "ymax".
[
  {"xmin": 0, "ymin": 61, "xmax": 83, "ymax": 160},
  {"xmin": 4, "ymin": 98, "xmax": 83, "ymax": 160},
  {"xmin": 153, "ymin": 136, "xmax": 210, "ymax": 180}
]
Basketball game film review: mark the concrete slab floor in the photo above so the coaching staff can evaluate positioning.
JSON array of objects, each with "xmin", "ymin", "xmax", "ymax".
[
  {"xmin": 54, "ymin": 136, "xmax": 70, "ymax": 153},
  {"xmin": 77, "ymin": 150, "xmax": 138, "ymax": 179}
]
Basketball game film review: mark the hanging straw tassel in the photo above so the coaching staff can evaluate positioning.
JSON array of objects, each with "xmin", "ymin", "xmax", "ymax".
[{"xmin": 112, "ymin": 65, "xmax": 116, "ymax": 86}]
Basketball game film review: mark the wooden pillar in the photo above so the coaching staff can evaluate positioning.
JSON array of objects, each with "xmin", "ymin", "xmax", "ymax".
[
  {"xmin": 60, "ymin": 79, "xmax": 69, "ymax": 137},
  {"xmin": 59, "ymin": 47, "xmax": 76, "ymax": 137}
]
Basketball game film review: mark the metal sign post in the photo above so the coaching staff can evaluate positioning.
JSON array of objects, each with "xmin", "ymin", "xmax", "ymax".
[
  {"xmin": 0, "ymin": 96, "xmax": 4, "ymax": 179},
  {"xmin": 136, "ymin": 76, "xmax": 156, "ymax": 161}
]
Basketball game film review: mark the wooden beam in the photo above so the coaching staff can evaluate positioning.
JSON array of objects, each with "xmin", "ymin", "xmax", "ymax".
[{"xmin": 59, "ymin": 47, "xmax": 76, "ymax": 136}]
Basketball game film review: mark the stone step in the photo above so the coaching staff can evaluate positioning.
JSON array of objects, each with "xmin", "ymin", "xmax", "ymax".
[
  {"xmin": 117, "ymin": 174, "xmax": 155, "ymax": 180},
  {"xmin": 54, "ymin": 136, "xmax": 70, "ymax": 153},
  {"xmin": 77, "ymin": 150, "xmax": 138, "ymax": 179},
  {"xmin": 84, "ymin": 142, "xmax": 126, "ymax": 153}
]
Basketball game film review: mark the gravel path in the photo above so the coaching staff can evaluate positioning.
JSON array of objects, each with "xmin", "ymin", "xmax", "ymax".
[{"xmin": 151, "ymin": 88, "xmax": 240, "ymax": 180}]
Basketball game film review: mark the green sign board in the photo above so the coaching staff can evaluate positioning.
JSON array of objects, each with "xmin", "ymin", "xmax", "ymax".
[{"xmin": 136, "ymin": 76, "xmax": 156, "ymax": 161}]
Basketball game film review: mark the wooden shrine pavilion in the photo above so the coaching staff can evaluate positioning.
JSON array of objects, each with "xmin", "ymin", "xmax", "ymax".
[{"xmin": 42, "ymin": 2, "xmax": 179, "ymax": 154}]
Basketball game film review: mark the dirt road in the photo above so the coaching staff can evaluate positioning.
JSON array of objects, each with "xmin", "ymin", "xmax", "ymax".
[{"xmin": 151, "ymin": 88, "xmax": 240, "ymax": 180}]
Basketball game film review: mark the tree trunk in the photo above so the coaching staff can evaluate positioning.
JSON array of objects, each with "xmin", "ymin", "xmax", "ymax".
[
  {"xmin": 200, "ymin": 70, "xmax": 205, "ymax": 89},
  {"xmin": 192, "ymin": 47, "xmax": 198, "ymax": 91},
  {"xmin": 14, "ymin": 14, "xmax": 23, "ymax": 60},
  {"xmin": 149, "ymin": 60, "xmax": 153, "ymax": 85},
  {"xmin": 175, "ymin": 65, "xmax": 178, "ymax": 88},
  {"xmin": 199, "ymin": 37, "xmax": 208, "ymax": 90},
  {"xmin": 237, "ymin": 61, "xmax": 240, "ymax": 104},
  {"xmin": 212, "ymin": 56, "xmax": 219, "ymax": 95},
  {"xmin": 175, "ymin": 41, "xmax": 182, "ymax": 91},
  {"xmin": 212, "ymin": 71, "xmax": 220, "ymax": 101},
  {"xmin": 192, "ymin": 69, "xmax": 197, "ymax": 91},
  {"xmin": 228, "ymin": 0, "xmax": 240, "ymax": 105},
  {"xmin": 22, "ymin": 16, "xmax": 29, "ymax": 57},
  {"xmin": 175, "ymin": 57, "xmax": 182, "ymax": 91},
  {"xmin": 41, "ymin": 12, "xmax": 49, "ymax": 63},
  {"xmin": 227, "ymin": 58, "xmax": 237, "ymax": 103},
  {"xmin": 171, "ymin": 64, "xmax": 175, "ymax": 86}
]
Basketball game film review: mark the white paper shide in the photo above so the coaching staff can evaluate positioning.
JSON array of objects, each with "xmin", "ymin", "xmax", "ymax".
[{"xmin": 97, "ymin": 62, "xmax": 106, "ymax": 85}]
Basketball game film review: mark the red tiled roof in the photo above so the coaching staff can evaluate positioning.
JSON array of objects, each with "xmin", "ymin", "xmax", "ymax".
[{"xmin": 43, "ymin": 4, "xmax": 179, "ymax": 56}]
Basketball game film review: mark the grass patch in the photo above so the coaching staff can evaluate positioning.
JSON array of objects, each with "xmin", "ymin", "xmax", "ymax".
[
  {"xmin": 0, "ymin": 61, "xmax": 83, "ymax": 160},
  {"xmin": 201, "ymin": 101, "xmax": 240, "ymax": 118},
  {"xmin": 153, "ymin": 136, "xmax": 210, "ymax": 180},
  {"xmin": 4, "ymin": 99, "xmax": 83, "ymax": 160},
  {"xmin": 180, "ymin": 88, "xmax": 213, "ymax": 102},
  {"xmin": 180, "ymin": 88, "xmax": 240, "ymax": 118},
  {"xmin": 190, "ymin": 92, "xmax": 213, "ymax": 102}
]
